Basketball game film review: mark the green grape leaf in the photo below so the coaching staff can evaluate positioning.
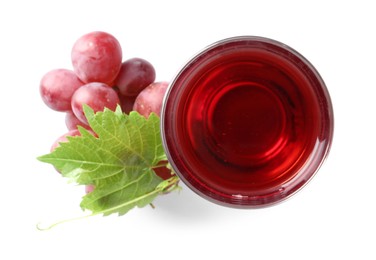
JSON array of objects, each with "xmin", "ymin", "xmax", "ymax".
[{"xmin": 38, "ymin": 105, "xmax": 178, "ymax": 217}]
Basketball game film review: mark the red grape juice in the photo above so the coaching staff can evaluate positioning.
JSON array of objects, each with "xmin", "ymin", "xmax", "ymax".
[{"xmin": 161, "ymin": 37, "xmax": 333, "ymax": 208}]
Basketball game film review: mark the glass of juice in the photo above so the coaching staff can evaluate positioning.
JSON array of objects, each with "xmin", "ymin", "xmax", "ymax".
[{"xmin": 161, "ymin": 36, "xmax": 334, "ymax": 208}]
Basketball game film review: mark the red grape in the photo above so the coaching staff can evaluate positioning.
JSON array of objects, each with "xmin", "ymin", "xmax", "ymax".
[
  {"xmin": 153, "ymin": 160, "xmax": 173, "ymax": 180},
  {"xmin": 71, "ymin": 31, "xmax": 122, "ymax": 85},
  {"xmin": 118, "ymin": 94, "xmax": 136, "ymax": 114},
  {"xmin": 40, "ymin": 69, "xmax": 83, "ymax": 112},
  {"xmin": 114, "ymin": 58, "xmax": 156, "ymax": 96},
  {"xmin": 65, "ymin": 111, "xmax": 92, "ymax": 130},
  {"xmin": 50, "ymin": 129, "xmax": 81, "ymax": 152},
  {"xmin": 113, "ymin": 86, "xmax": 136, "ymax": 114},
  {"xmin": 133, "ymin": 81, "xmax": 169, "ymax": 117},
  {"xmin": 71, "ymin": 82, "xmax": 120, "ymax": 124},
  {"xmin": 85, "ymin": 184, "xmax": 95, "ymax": 194}
]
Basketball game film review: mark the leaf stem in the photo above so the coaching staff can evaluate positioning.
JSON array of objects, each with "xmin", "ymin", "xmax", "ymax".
[
  {"xmin": 36, "ymin": 175, "xmax": 180, "ymax": 230},
  {"xmin": 95, "ymin": 175, "xmax": 180, "ymax": 216}
]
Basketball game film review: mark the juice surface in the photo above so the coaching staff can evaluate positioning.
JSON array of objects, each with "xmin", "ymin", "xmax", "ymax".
[{"xmin": 162, "ymin": 37, "xmax": 332, "ymax": 206}]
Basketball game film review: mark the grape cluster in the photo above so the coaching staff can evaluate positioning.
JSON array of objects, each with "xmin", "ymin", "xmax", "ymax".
[{"xmin": 40, "ymin": 31, "xmax": 170, "ymax": 181}]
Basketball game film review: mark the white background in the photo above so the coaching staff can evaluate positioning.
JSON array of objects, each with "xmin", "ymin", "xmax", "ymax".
[{"xmin": 1, "ymin": 0, "xmax": 375, "ymax": 259}]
